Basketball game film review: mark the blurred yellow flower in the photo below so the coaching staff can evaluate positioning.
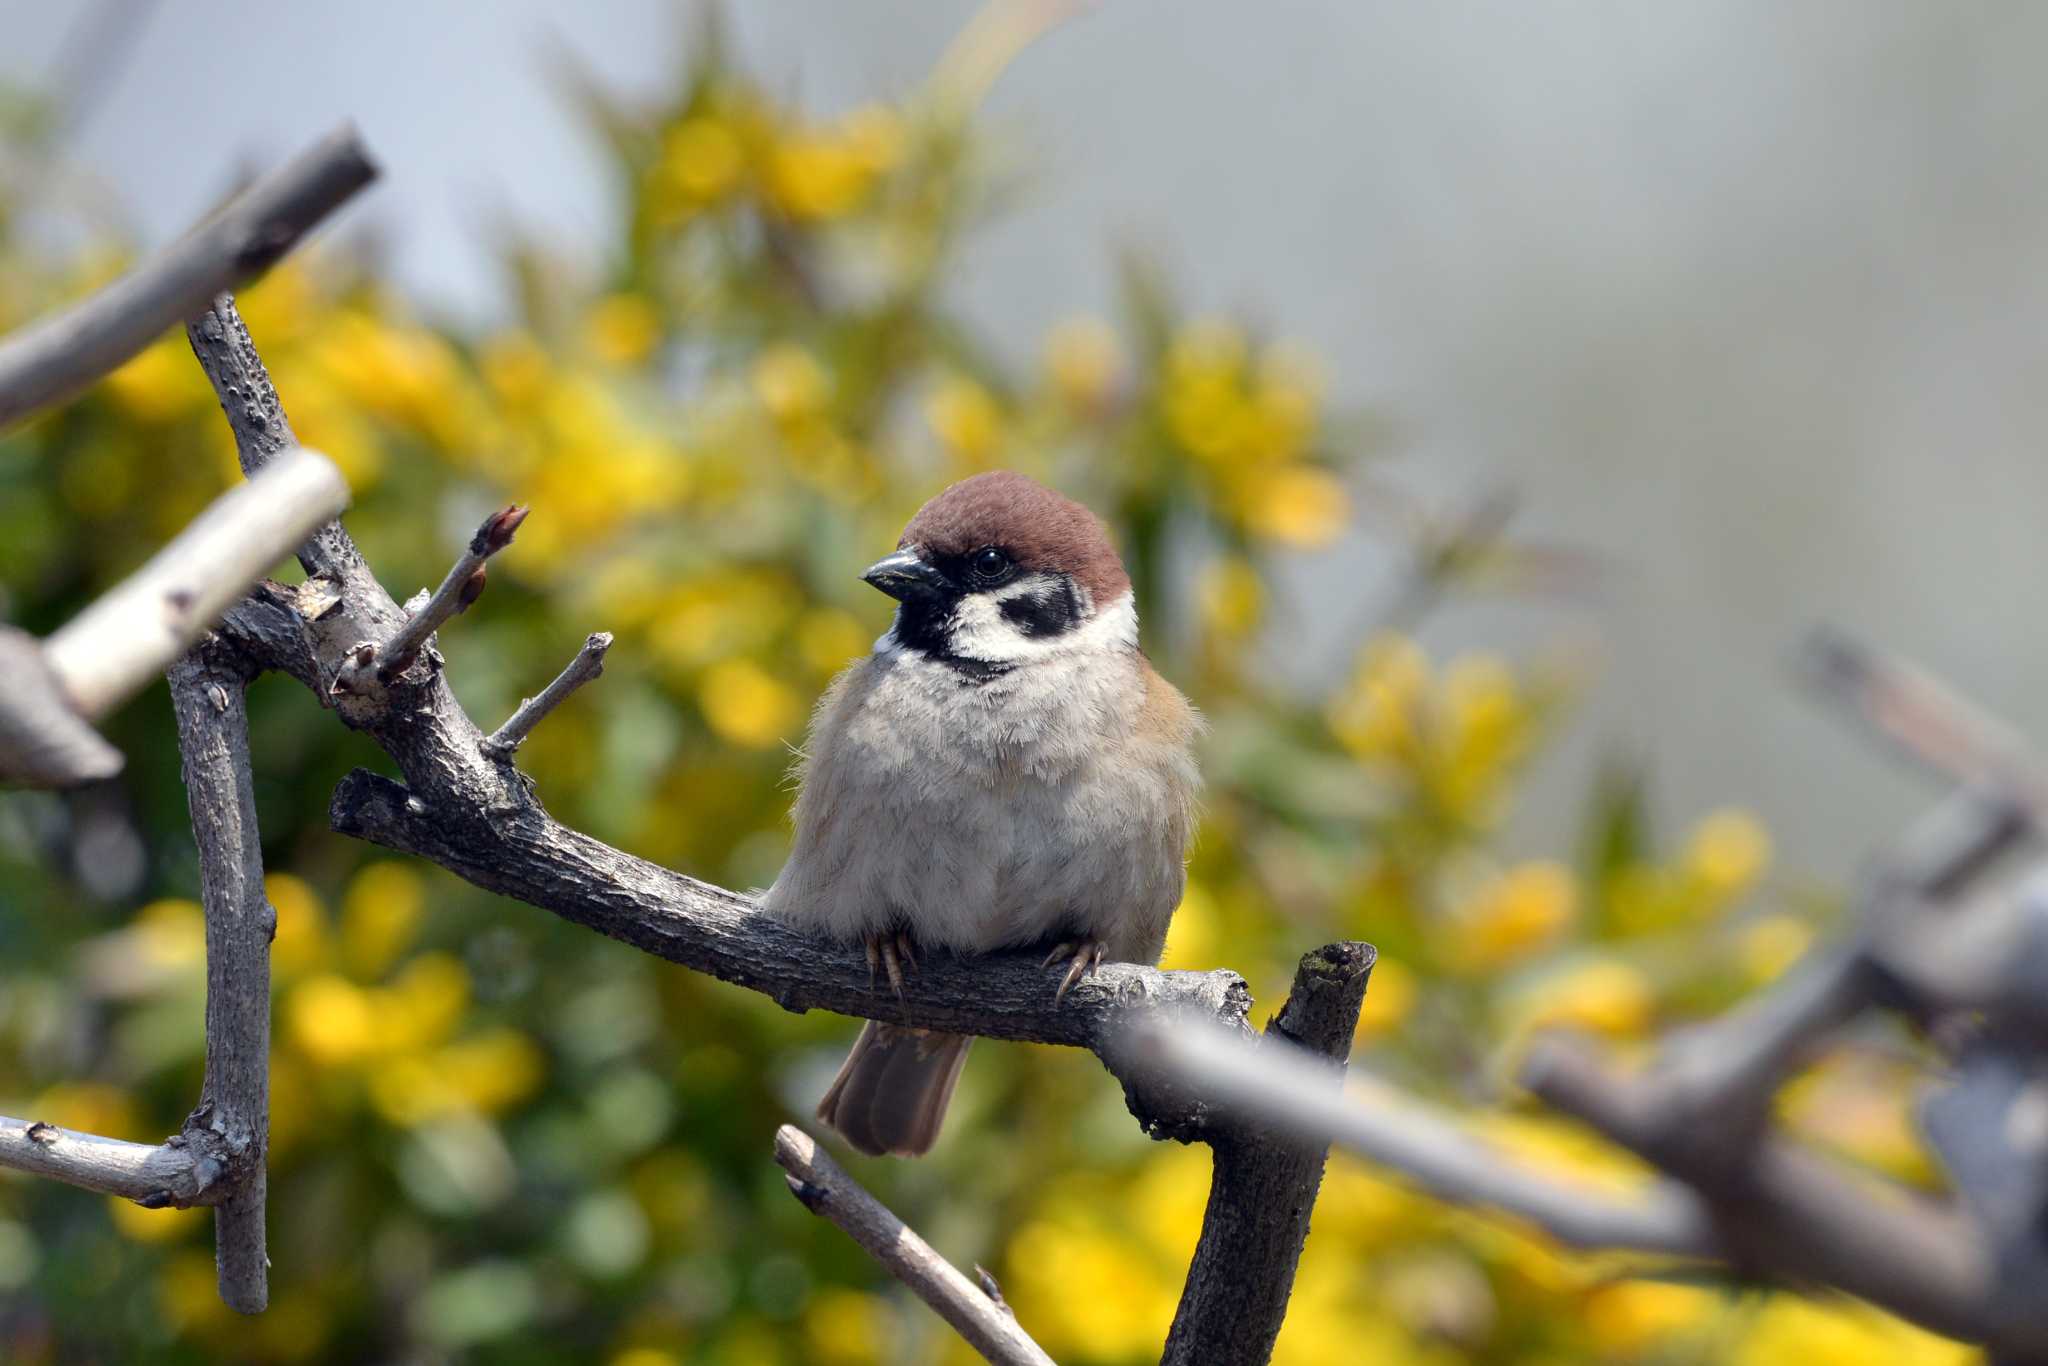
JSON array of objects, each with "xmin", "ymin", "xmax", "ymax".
[
  {"xmin": 1128, "ymin": 1143, "xmax": 1213, "ymax": 1254},
  {"xmin": 1451, "ymin": 861, "xmax": 1577, "ymax": 973},
  {"xmin": 794, "ymin": 608, "xmax": 870, "ymax": 678},
  {"xmin": 800, "ymin": 1288, "xmax": 895, "ymax": 1366},
  {"xmin": 479, "ymin": 330, "xmax": 552, "ymax": 409},
  {"xmin": 699, "ymin": 659, "xmax": 803, "ymax": 749},
  {"xmin": 104, "ymin": 339, "xmax": 210, "ymax": 422},
  {"xmin": 1043, "ymin": 315, "xmax": 1123, "ymax": 408},
  {"xmin": 288, "ymin": 975, "xmax": 377, "ymax": 1066},
  {"xmin": 612, "ymin": 1349, "xmax": 682, "ymax": 1366},
  {"xmin": 838, "ymin": 105, "xmax": 906, "ymax": 174},
  {"xmin": 1329, "ymin": 633, "xmax": 1430, "ymax": 762},
  {"xmin": 752, "ymin": 344, "xmax": 832, "ymax": 422},
  {"xmin": 1244, "ymin": 465, "xmax": 1349, "ymax": 549},
  {"xmin": 1583, "ymin": 1279, "xmax": 1716, "ymax": 1354},
  {"xmin": 159, "ymin": 1249, "xmax": 232, "ymax": 1333},
  {"xmin": 610, "ymin": 1343, "xmax": 684, "ymax": 1366},
  {"xmin": 585, "ymin": 294, "xmax": 663, "ymax": 367},
  {"xmin": 131, "ymin": 897, "xmax": 206, "ymax": 970},
  {"xmin": 377, "ymin": 952, "xmax": 472, "ymax": 1053},
  {"xmin": 658, "ymin": 116, "xmax": 747, "ymax": 211},
  {"xmin": 107, "ymin": 1195, "xmax": 205, "ymax": 1244},
  {"xmin": 1353, "ymin": 955, "xmax": 1416, "ymax": 1040},
  {"xmin": 1198, "ymin": 555, "xmax": 1265, "ymax": 639},
  {"xmin": 924, "ymin": 374, "xmax": 1003, "ymax": 462},
  {"xmin": 1518, "ymin": 958, "xmax": 1656, "ymax": 1038},
  {"xmin": 1433, "ymin": 653, "xmax": 1530, "ymax": 824},
  {"xmin": 268, "ymin": 871, "xmax": 331, "ymax": 979},
  {"xmin": 1166, "ymin": 317, "xmax": 1248, "ymax": 384},
  {"xmin": 1683, "ymin": 806, "xmax": 1772, "ymax": 901},
  {"xmin": 31, "ymin": 1082, "xmax": 135, "ymax": 1141},
  {"xmin": 341, "ymin": 861, "xmax": 426, "ymax": 980},
  {"xmin": 439, "ymin": 1028, "xmax": 547, "ymax": 1113},
  {"xmin": 767, "ymin": 129, "xmax": 877, "ymax": 221},
  {"xmin": 1780, "ymin": 1056, "xmax": 1936, "ymax": 1185},
  {"xmin": 1158, "ymin": 880, "xmax": 1219, "ymax": 970},
  {"xmin": 1008, "ymin": 1216, "xmax": 1177, "ymax": 1359},
  {"xmin": 1738, "ymin": 913, "xmax": 1814, "ymax": 985},
  {"xmin": 1732, "ymin": 1297, "xmax": 1975, "ymax": 1366}
]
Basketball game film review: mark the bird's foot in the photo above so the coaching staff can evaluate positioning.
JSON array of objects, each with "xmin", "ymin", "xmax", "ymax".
[
  {"xmin": 1041, "ymin": 937, "xmax": 1107, "ymax": 1004},
  {"xmin": 863, "ymin": 930, "xmax": 920, "ymax": 998}
]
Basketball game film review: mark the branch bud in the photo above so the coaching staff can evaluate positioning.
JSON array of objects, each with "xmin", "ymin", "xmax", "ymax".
[{"xmin": 471, "ymin": 504, "xmax": 530, "ymax": 557}]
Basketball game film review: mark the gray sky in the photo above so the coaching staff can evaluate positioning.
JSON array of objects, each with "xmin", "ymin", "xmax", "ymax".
[{"xmin": 9, "ymin": 1, "xmax": 2048, "ymax": 883}]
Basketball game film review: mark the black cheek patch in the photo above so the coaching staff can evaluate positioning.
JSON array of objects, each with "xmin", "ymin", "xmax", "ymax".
[{"xmin": 998, "ymin": 578, "xmax": 1082, "ymax": 638}]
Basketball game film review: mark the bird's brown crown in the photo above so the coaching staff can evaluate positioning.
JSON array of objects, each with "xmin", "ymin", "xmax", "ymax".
[{"xmin": 899, "ymin": 471, "xmax": 1130, "ymax": 605}]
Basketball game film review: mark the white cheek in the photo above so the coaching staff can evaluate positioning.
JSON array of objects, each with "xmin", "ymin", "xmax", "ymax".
[{"xmin": 946, "ymin": 581, "xmax": 1135, "ymax": 664}]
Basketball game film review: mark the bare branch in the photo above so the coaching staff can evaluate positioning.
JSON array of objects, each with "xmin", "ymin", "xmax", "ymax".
[
  {"xmin": 186, "ymin": 297, "xmax": 361, "ymax": 580},
  {"xmin": 1132, "ymin": 1013, "xmax": 1717, "ymax": 1258},
  {"xmin": 329, "ymin": 504, "xmax": 528, "ymax": 697},
  {"xmin": 1800, "ymin": 625, "xmax": 2048, "ymax": 824},
  {"xmin": 1161, "ymin": 943, "xmax": 1374, "ymax": 1366},
  {"xmin": 166, "ymin": 641, "xmax": 272, "ymax": 1315},
  {"xmin": 1522, "ymin": 1038, "xmax": 2004, "ymax": 1349},
  {"xmin": 483, "ymin": 632, "xmax": 613, "ymax": 758},
  {"xmin": 321, "ymin": 764, "xmax": 1248, "ymax": 1135},
  {"xmin": 0, "ymin": 626, "xmax": 122, "ymax": 787},
  {"xmin": 774, "ymin": 1125, "xmax": 1056, "ymax": 1366},
  {"xmin": 41, "ymin": 447, "xmax": 348, "ymax": 719},
  {"xmin": 0, "ymin": 1115, "xmax": 215, "ymax": 1206},
  {"xmin": 0, "ymin": 124, "xmax": 376, "ymax": 431}
]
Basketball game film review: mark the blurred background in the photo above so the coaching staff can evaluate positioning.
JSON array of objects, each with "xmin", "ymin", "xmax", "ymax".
[{"xmin": 0, "ymin": 1, "xmax": 2023, "ymax": 1361}]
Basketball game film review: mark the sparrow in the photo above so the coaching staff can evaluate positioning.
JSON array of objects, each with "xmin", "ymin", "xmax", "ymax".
[{"xmin": 763, "ymin": 471, "xmax": 1202, "ymax": 1157}]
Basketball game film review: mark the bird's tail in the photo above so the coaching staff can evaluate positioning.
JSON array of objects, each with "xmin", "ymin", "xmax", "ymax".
[{"xmin": 816, "ymin": 1021, "xmax": 973, "ymax": 1158}]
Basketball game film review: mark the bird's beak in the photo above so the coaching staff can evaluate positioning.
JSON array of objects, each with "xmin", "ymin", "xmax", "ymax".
[{"xmin": 862, "ymin": 548, "xmax": 951, "ymax": 603}]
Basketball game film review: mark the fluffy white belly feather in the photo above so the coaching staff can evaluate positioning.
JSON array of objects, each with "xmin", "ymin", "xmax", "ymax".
[{"xmin": 762, "ymin": 633, "xmax": 1196, "ymax": 964}]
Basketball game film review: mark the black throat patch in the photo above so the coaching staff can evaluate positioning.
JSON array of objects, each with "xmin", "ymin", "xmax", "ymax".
[{"xmin": 890, "ymin": 598, "xmax": 1014, "ymax": 683}]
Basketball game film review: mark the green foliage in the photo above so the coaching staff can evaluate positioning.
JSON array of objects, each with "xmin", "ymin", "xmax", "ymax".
[{"xmin": 0, "ymin": 12, "xmax": 1966, "ymax": 1365}]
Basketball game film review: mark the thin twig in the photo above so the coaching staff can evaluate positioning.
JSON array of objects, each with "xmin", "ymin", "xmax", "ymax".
[
  {"xmin": 330, "ymin": 504, "xmax": 528, "ymax": 696},
  {"xmin": 774, "ymin": 1125, "xmax": 1057, "ymax": 1366},
  {"xmin": 483, "ymin": 632, "xmax": 613, "ymax": 757},
  {"xmin": 167, "ymin": 640, "xmax": 272, "ymax": 1314},
  {"xmin": 41, "ymin": 447, "xmax": 348, "ymax": 718},
  {"xmin": 0, "ymin": 1115, "xmax": 213, "ymax": 1205},
  {"xmin": 1131, "ymin": 1012, "xmax": 1716, "ymax": 1258},
  {"xmin": 0, "ymin": 124, "xmax": 376, "ymax": 431}
]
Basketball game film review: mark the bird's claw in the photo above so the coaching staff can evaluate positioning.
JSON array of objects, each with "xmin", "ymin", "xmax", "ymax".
[
  {"xmin": 863, "ymin": 930, "xmax": 920, "ymax": 999},
  {"xmin": 1042, "ymin": 938, "xmax": 1107, "ymax": 1004}
]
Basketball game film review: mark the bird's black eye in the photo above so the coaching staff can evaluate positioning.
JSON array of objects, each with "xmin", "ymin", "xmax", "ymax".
[{"xmin": 970, "ymin": 546, "xmax": 1012, "ymax": 581}]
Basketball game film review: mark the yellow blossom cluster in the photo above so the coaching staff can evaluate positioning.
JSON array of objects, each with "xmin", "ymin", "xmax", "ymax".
[
  {"xmin": 644, "ymin": 92, "xmax": 904, "ymax": 228},
  {"xmin": 1157, "ymin": 320, "xmax": 1348, "ymax": 548},
  {"xmin": 1327, "ymin": 634, "xmax": 1538, "ymax": 829}
]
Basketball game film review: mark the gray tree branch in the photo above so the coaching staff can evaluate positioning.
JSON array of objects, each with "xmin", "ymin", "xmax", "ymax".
[
  {"xmin": 484, "ymin": 631, "xmax": 613, "ymax": 757},
  {"xmin": 1160, "ymin": 942, "xmax": 1374, "ymax": 1366},
  {"xmin": 0, "ymin": 124, "xmax": 376, "ymax": 431},
  {"xmin": 42, "ymin": 447, "xmax": 348, "ymax": 718},
  {"xmin": 0, "ymin": 449, "xmax": 348, "ymax": 789},
  {"xmin": 1132, "ymin": 1013, "xmax": 1718, "ymax": 1258},
  {"xmin": 774, "ymin": 1126, "xmax": 1057, "ymax": 1366},
  {"xmin": 1521, "ymin": 1038, "xmax": 2008, "ymax": 1349},
  {"xmin": 166, "ymin": 639, "xmax": 274, "ymax": 1315},
  {"xmin": 0, "ymin": 1115, "xmax": 217, "ymax": 1206}
]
